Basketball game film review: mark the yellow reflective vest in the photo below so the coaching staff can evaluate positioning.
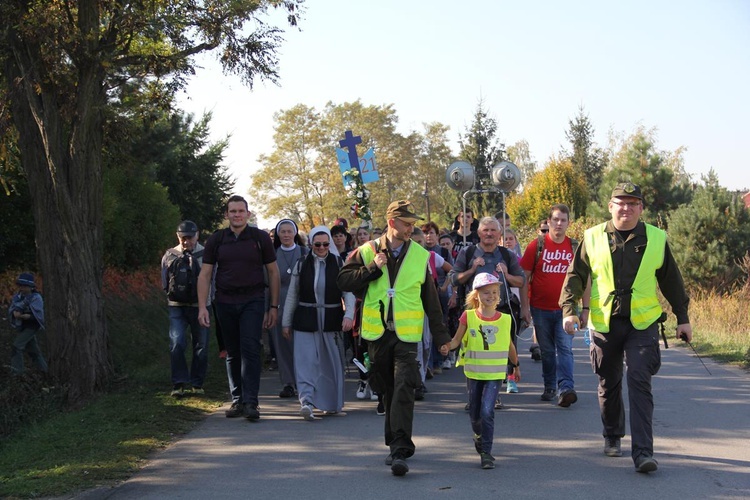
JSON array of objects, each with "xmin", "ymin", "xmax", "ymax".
[
  {"xmin": 585, "ymin": 222, "xmax": 666, "ymax": 332},
  {"xmin": 359, "ymin": 241, "xmax": 428, "ymax": 342},
  {"xmin": 463, "ymin": 310, "xmax": 512, "ymax": 380}
]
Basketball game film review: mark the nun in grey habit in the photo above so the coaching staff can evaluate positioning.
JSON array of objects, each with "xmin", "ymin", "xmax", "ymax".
[{"xmin": 282, "ymin": 225, "xmax": 355, "ymax": 420}]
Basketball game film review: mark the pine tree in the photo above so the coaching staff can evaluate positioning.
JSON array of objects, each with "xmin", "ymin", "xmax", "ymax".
[
  {"xmin": 457, "ymin": 100, "xmax": 506, "ymax": 217},
  {"xmin": 565, "ymin": 105, "xmax": 607, "ymax": 209}
]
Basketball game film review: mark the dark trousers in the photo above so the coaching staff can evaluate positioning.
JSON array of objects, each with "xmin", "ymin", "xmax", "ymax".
[
  {"xmin": 215, "ymin": 299, "xmax": 265, "ymax": 405},
  {"xmin": 367, "ymin": 330, "xmax": 420, "ymax": 457},
  {"xmin": 590, "ymin": 316, "xmax": 661, "ymax": 461}
]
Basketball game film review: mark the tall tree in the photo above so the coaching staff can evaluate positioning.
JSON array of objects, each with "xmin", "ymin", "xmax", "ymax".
[
  {"xmin": 565, "ymin": 105, "xmax": 607, "ymax": 209},
  {"xmin": 250, "ymin": 101, "xmax": 450, "ymax": 230},
  {"xmin": 0, "ymin": 0, "xmax": 302, "ymax": 402},
  {"xmin": 457, "ymin": 100, "xmax": 506, "ymax": 217},
  {"xmin": 668, "ymin": 170, "xmax": 750, "ymax": 291},
  {"xmin": 593, "ymin": 126, "xmax": 692, "ymax": 225}
]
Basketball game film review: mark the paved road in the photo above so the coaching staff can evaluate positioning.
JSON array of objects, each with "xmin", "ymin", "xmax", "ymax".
[{"xmin": 77, "ymin": 330, "xmax": 749, "ymax": 499}]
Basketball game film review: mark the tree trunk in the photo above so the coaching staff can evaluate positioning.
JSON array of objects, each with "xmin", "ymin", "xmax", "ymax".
[{"xmin": 4, "ymin": 18, "xmax": 112, "ymax": 403}]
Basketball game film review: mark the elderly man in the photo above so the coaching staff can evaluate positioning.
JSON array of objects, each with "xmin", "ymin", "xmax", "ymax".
[
  {"xmin": 452, "ymin": 216, "xmax": 526, "ymax": 314},
  {"xmin": 560, "ymin": 182, "xmax": 692, "ymax": 474},
  {"xmin": 338, "ymin": 200, "xmax": 451, "ymax": 477},
  {"xmin": 161, "ymin": 220, "xmax": 209, "ymax": 397}
]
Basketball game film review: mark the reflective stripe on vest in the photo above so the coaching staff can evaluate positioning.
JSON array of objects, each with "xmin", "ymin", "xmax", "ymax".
[
  {"xmin": 584, "ymin": 222, "xmax": 666, "ymax": 333},
  {"xmin": 462, "ymin": 310, "xmax": 512, "ymax": 380},
  {"xmin": 359, "ymin": 241, "xmax": 428, "ymax": 342}
]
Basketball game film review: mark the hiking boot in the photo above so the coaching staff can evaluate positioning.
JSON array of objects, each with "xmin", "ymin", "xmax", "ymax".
[
  {"xmin": 225, "ymin": 401, "xmax": 244, "ymax": 418},
  {"xmin": 356, "ymin": 380, "xmax": 368, "ymax": 399},
  {"xmin": 414, "ymin": 384, "xmax": 425, "ymax": 401},
  {"xmin": 300, "ymin": 403, "xmax": 315, "ymax": 421},
  {"xmin": 558, "ymin": 389, "xmax": 578, "ymax": 408},
  {"xmin": 541, "ymin": 388, "xmax": 557, "ymax": 401},
  {"xmin": 635, "ymin": 455, "xmax": 658, "ymax": 473},
  {"xmin": 390, "ymin": 453, "xmax": 409, "ymax": 476},
  {"xmin": 170, "ymin": 385, "xmax": 184, "ymax": 398},
  {"xmin": 244, "ymin": 403, "xmax": 260, "ymax": 421},
  {"xmin": 604, "ymin": 437, "xmax": 622, "ymax": 457},
  {"xmin": 190, "ymin": 386, "xmax": 205, "ymax": 395},
  {"xmin": 473, "ymin": 434, "xmax": 482, "ymax": 454},
  {"xmin": 279, "ymin": 385, "xmax": 296, "ymax": 398},
  {"xmin": 530, "ymin": 344, "xmax": 541, "ymax": 361},
  {"xmin": 480, "ymin": 452, "xmax": 495, "ymax": 469},
  {"xmin": 376, "ymin": 400, "xmax": 385, "ymax": 416},
  {"xmin": 506, "ymin": 379, "xmax": 518, "ymax": 393}
]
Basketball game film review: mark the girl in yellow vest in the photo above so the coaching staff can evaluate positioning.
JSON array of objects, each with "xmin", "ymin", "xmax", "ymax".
[{"xmin": 448, "ymin": 273, "xmax": 520, "ymax": 469}]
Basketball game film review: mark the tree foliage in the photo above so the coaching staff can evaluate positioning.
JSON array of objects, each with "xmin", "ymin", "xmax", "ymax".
[
  {"xmin": 592, "ymin": 126, "xmax": 692, "ymax": 226},
  {"xmin": 0, "ymin": 0, "xmax": 302, "ymax": 402},
  {"xmin": 507, "ymin": 139, "xmax": 536, "ymax": 192},
  {"xmin": 667, "ymin": 170, "xmax": 750, "ymax": 291},
  {"xmin": 457, "ymin": 100, "xmax": 506, "ymax": 218},
  {"xmin": 506, "ymin": 156, "xmax": 588, "ymax": 227},
  {"xmin": 565, "ymin": 105, "xmax": 607, "ymax": 209},
  {"xmin": 250, "ymin": 100, "xmax": 456, "ymax": 230}
]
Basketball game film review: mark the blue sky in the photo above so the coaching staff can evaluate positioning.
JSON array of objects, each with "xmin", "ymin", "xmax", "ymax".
[{"xmin": 176, "ymin": 0, "xmax": 750, "ymax": 223}]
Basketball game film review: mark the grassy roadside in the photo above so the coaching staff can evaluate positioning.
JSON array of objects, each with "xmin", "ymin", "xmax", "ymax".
[
  {"xmin": 0, "ymin": 273, "xmax": 747, "ymax": 498},
  {"xmin": 0, "ymin": 275, "xmax": 230, "ymax": 498}
]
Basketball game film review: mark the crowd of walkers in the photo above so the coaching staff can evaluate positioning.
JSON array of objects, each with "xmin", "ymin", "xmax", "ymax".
[{"xmin": 158, "ymin": 183, "xmax": 692, "ymax": 476}]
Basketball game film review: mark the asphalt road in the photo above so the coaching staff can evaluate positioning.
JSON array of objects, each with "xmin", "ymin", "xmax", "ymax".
[{"xmin": 75, "ymin": 330, "xmax": 750, "ymax": 499}]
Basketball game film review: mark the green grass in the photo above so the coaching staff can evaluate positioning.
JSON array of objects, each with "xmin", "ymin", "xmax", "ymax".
[{"xmin": 0, "ymin": 288, "xmax": 230, "ymax": 498}]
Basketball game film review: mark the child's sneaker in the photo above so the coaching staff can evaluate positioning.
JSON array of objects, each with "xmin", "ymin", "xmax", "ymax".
[
  {"xmin": 506, "ymin": 379, "xmax": 518, "ymax": 393},
  {"xmin": 356, "ymin": 380, "xmax": 368, "ymax": 399}
]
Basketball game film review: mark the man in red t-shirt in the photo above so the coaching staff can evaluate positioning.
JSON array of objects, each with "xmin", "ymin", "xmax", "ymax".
[{"xmin": 520, "ymin": 204, "xmax": 579, "ymax": 408}]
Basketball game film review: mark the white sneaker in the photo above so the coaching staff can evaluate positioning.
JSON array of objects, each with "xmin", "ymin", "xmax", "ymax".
[
  {"xmin": 442, "ymin": 359, "xmax": 452, "ymax": 370},
  {"xmin": 356, "ymin": 380, "xmax": 367, "ymax": 399},
  {"xmin": 300, "ymin": 404, "xmax": 315, "ymax": 421},
  {"xmin": 370, "ymin": 389, "xmax": 378, "ymax": 401}
]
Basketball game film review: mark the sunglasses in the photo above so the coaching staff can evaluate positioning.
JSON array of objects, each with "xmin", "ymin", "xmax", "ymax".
[
  {"xmin": 313, "ymin": 242, "xmax": 330, "ymax": 248},
  {"xmin": 540, "ymin": 229, "xmax": 549, "ymax": 233}
]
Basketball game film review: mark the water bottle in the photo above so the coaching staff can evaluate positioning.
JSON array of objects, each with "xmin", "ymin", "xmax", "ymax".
[
  {"xmin": 364, "ymin": 353, "xmax": 371, "ymax": 371},
  {"xmin": 582, "ymin": 328, "xmax": 591, "ymax": 346}
]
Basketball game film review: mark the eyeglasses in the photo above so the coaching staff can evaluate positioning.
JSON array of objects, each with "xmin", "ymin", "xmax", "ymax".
[
  {"xmin": 539, "ymin": 229, "xmax": 549, "ymax": 233},
  {"xmin": 313, "ymin": 242, "xmax": 330, "ymax": 248},
  {"xmin": 611, "ymin": 199, "xmax": 641, "ymax": 209}
]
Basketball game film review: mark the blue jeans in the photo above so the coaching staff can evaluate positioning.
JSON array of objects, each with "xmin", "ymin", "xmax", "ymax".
[
  {"xmin": 214, "ymin": 299, "xmax": 265, "ymax": 405},
  {"xmin": 532, "ymin": 307, "xmax": 574, "ymax": 392},
  {"xmin": 168, "ymin": 306, "xmax": 209, "ymax": 388},
  {"xmin": 468, "ymin": 379, "xmax": 500, "ymax": 454},
  {"xmin": 11, "ymin": 328, "xmax": 48, "ymax": 375}
]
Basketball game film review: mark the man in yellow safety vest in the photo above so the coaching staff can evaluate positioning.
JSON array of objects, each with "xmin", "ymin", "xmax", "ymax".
[
  {"xmin": 338, "ymin": 200, "xmax": 451, "ymax": 477},
  {"xmin": 560, "ymin": 182, "xmax": 692, "ymax": 474}
]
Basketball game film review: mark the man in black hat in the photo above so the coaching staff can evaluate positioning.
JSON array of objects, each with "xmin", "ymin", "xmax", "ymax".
[
  {"xmin": 160, "ymin": 220, "xmax": 209, "ymax": 397},
  {"xmin": 8, "ymin": 272, "xmax": 47, "ymax": 374},
  {"xmin": 560, "ymin": 182, "xmax": 692, "ymax": 473},
  {"xmin": 338, "ymin": 200, "xmax": 451, "ymax": 476}
]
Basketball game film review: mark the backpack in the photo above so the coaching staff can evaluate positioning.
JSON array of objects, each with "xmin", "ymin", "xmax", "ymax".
[
  {"xmin": 530, "ymin": 235, "xmax": 579, "ymax": 283},
  {"xmin": 166, "ymin": 248, "xmax": 203, "ymax": 303}
]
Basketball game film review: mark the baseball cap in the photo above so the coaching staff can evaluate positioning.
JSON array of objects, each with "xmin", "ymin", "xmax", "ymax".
[
  {"xmin": 385, "ymin": 200, "xmax": 424, "ymax": 223},
  {"xmin": 473, "ymin": 272, "xmax": 499, "ymax": 290},
  {"xmin": 177, "ymin": 220, "xmax": 198, "ymax": 237},
  {"xmin": 611, "ymin": 182, "xmax": 642, "ymax": 200}
]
